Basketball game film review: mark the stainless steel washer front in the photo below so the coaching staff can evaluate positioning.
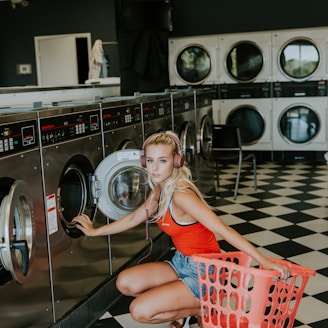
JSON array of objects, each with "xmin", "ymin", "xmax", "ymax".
[
  {"xmin": 0, "ymin": 110, "xmax": 53, "ymax": 327},
  {"xmin": 38, "ymin": 104, "xmax": 110, "ymax": 323},
  {"xmin": 100, "ymin": 97, "xmax": 165, "ymax": 274}
]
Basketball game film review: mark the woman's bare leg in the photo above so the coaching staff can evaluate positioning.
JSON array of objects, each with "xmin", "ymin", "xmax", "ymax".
[
  {"xmin": 116, "ymin": 261, "xmax": 179, "ymax": 297},
  {"xmin": 116, "ymin": 261, "xmax": 200, "ymax": 324},
  {"xmin": 130, "ymin": 279, "xmax": 200, "ymax": 324}
]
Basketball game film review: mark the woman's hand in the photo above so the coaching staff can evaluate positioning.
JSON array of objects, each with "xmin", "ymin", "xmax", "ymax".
[
  {"xmin": 72, "ymin": 214, "xmax": 97, "ymax": 237},
  {"xmin": 261, "ymin": 257, "xmax": 290, "ymax": 280}
]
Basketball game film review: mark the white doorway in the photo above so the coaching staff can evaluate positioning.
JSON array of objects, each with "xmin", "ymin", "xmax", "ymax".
[{"xmin": 34, "ymin": 33, "xmax": 91, "ymax": 86}]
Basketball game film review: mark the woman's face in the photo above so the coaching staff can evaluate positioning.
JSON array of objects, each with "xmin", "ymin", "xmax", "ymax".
[{"xmin": 145, "ymin": 143, "xmax": 174, "ymax": 185}]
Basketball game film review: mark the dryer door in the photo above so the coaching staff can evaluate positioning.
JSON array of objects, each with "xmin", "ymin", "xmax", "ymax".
[
  {"xmin": 198, "ymin": 115, "xmax": 213, "ymax": 160},
  {"xmin": 0, "ymin": 180, "xmax": 33, "ymax": 284},
  {"xmin": 176, "ymin": 45, "xmax": 212, "ymax": 85},
  {"xmin": 227, "ymin": 105, "xmax": 265, "ymax": 145},
  {"xmin": 225, "ymin": 41, "xmax": 264, "ymax": 82},
  {"xmin": 279, "ymin": 105, "xmax": 320, "ymax": 144},
  {"xmin": 279, "ymin": 39, "xmax": 320, "ymax": 81},
  {"xmin": 94, "ymin": 149, "xmax": 147, "ymax": 220}
]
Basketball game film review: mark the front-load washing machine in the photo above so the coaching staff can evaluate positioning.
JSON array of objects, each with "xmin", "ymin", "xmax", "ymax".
[
  {"xmin": 168, "ymin": 35, "xmax": 219, "ymax": 86},
  {"xmin": 141, "ymin": 92, "xmax": 173, "ymax": 140},
  {"xmin": 171, "ymin": 89, "xmax": 197, "ymax": 180},
  {"xmin": 218, "ymin": 31, "xmax": 272, "ymax": 84},
  {"xmin": 272, "ymin": 27, "xmax": 328, "ymax": 82},
  {"xmin": 272, "ymin": 81, "xmax": 328, "ymax": 161},
  {"xmin": 0, "ymin": 110, "xmax": 53, "ymax": 327},
  {"xmin": 100, "ymin": 96, "xmax": 166, "ymax": 273},
  {"xmin": 101, "ymin": 96, "xmax": 143, "ymax": 153},
  {"xmin": 218, "ymin": 83, "xmax": 273, "ymax": 156},
  {"xmin": 38, "ymin": 103, "xmax": 111, "ymax": 323},
  {"xmin": 194, "ymin": 88, "xmax": 216, "ymax": 205}
]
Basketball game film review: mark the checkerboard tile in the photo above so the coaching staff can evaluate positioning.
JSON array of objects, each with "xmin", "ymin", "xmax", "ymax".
[{"xmin": 92, "ymin": 163, "xmax": 328, "ymax": 328}]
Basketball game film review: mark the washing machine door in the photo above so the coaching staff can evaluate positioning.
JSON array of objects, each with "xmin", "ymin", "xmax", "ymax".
[
  {"xmin": 94, "ymin": 149, "xmax": 147, "ymax": 220},
  {"xmin": 198, "ymin": 115, "xmax": 213, "ymax": 160},
  {"xmin": 176, "ymin": 45, "xmax": 212, "ymax": 85},
  {"xmin": 279, "ymin": 105, "xmax": 320, "ymax": 144},
  {"xmin": 0, "ymin": 180, "xmax": 33, "ymax": 284},
  {"xmin": 119, "ymin": 139, "xmax": 139, "ymax": 150},
  {"xmin": 180, "ymin": 121, "xmax": 196, "ymax": 165},
  {"xmin": 226, "ymin": 41, "xmax": 264, "ymax": 82},
  {"xmin": 227, "ymin": 105, "xmax": 265, "ymax": 145}
]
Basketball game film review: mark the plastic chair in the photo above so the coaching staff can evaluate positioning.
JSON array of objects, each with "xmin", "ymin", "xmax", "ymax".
[{"xmin": 212, "ymin": 124, "xmax": 256, "ymax": 199}]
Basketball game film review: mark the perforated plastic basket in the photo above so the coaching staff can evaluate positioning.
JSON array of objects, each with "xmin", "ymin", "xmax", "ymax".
[{"xmin": 192, "ymin": 252, "xmax": 315, "ymax": 328}]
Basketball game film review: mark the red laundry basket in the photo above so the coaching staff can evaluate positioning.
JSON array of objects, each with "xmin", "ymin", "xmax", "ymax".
[{"xmin": 192, "ymin": 252, "xmax": 315, "ymax": 328}]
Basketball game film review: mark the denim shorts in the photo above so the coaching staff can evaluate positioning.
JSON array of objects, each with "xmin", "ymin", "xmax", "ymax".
[{"xmin": 166, "ymin": 250, "xmax": 201, "ymax": 301}]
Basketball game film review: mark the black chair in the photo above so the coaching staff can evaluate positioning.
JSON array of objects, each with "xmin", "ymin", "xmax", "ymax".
[{"xmin": 212, "ymin": 124, "xmax": 257, "ymax": 199}]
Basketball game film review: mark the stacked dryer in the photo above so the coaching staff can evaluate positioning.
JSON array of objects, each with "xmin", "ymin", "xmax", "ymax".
[
  {"xmin": 271, "ymin": 27, "xmax": 328, "ymax": 161},
  {"xmin": 0, "ymin": 110, "xmax": 53, "ymax": 327},
  {"xmin": 217, "ymin": 31, "xmax": 273, "ymax": 160}
]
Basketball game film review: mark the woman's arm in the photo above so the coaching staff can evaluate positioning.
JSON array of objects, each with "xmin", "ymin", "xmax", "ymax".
[
  {"xmin": 173, "ymin": 189, "xmax": 290, "ymax": 279},
  {"xmin": 72, "ymin": 189, "xmax": 159, "ymax": 237}
]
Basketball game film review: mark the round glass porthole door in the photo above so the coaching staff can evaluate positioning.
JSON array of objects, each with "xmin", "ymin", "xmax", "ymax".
[
  {"xmin": 227, "ymin": 106, "xmax": 265, "ymax": 145},
  {"xmin": 226, "ymin": 41, "xmax": 264, "ymax": 82},
  {"xmin": 279, "ymin": 39, "xmax": 320, "ymax": 81},
  {"xmin": 180, "ymin": 121, "xmax": 196, "ymax": 165},
  {"xmin": 94, "ymin": 149, "xmax": 147, "ymax": 220},
  {"xmin": 58, "ymin": 157, "xmax": 95, "ymax": 238},
  {"xmin": 199, "ymin": 115, "xmax": 213, "ymax": 160},
  {"xmin": 176, "ymin": 45, "xmax": 212, "ymax": 85},
  {"xmin": 0, "ymin": 180, "xmax": 34, "ymax": 284},
  {"xmin": 279, "ymin": 105, "xmax": 320, "ymax": 144}
]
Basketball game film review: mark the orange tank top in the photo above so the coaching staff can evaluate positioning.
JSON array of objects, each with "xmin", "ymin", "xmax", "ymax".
[{"xmin": 157, "ymin": 201, "xmax": 220, "ymax": 256}]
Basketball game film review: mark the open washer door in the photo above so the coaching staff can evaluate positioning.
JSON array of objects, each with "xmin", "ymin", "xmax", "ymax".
[
  {"xmin": 199, "ymin": 115, "xmax": 213, "ymax": 160},
  {"xmin": 93, "ymin": 149, "xmax": 148, "ymax": 220},
  {"xmin": 180, "ymin": 121, "xmax": 196, "ymax": 167},
  {"xmin": 0, "ymin": 180, "xmax": 34, "ymax": 284}
]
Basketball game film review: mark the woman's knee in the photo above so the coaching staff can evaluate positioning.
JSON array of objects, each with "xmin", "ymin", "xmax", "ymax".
[
  {"xmin": 129, "ymin": 298, "xmax": 151, "ymax": 323},
  {"xmin": 116, "ymin": 270, "xmax": 135, "ymax": 296}
]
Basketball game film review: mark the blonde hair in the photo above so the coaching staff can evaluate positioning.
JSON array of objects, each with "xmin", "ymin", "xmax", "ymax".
[{"xmin": 144, "ymin": 131, "xmax": 211, "ymax": 221}]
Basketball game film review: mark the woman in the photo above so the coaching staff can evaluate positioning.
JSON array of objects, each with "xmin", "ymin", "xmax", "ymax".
[{"xmin": 72, "ymin": 131, "xmax": 289, "ymax": 328}]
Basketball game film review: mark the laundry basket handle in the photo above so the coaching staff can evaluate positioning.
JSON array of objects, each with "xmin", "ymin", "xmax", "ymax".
[{"xmin": 270, "ymin": 258, "xmax": 316, "ymax": 277}]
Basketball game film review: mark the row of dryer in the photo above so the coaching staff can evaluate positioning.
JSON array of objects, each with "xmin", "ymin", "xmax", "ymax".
[
  {"xmin": 169, "ymin": 27, "xmax": 328, "ymax": 86},
  {"xmin": 0, "ymin": 87, "xmax": 216, "ymax": 327},
  {"xmin": 168, "ymin": 27, "xmax": 328, "ymax": 161},
  {"xmin": 213, "ymin": 80, "xmax": 328, "ymax": 161}
]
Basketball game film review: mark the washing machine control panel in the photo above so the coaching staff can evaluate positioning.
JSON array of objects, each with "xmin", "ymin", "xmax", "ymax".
[
  {"xmin": 219, "ymin": 82, "xmax": 271, "ymax": 99},
  {"xmin": 272, "ymin": 80, "xmax": 327, "ymax": 97},
  {"xmin": 142, "ymin": 99, "xmax": 172, "ymax": 122},
  {"xmin": 40, "ymin": 110, "xmax": 100, "ymax": 145},
  {"xmin": 172, "ymin": 95, "xmax": 195, "ymax": 113},
  {"xmin": 196, "ymin": 90, "xmax": 216, "ymax": 108},
  {"xmin": 102, "ymin": 104, "xmax": 142, "ymax": 130},
  {"xmin": 0, "ymin": 120, "xmax": 37, "ymax": 157}
]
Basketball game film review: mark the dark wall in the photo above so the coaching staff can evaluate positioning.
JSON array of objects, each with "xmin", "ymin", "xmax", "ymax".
[
  {"xmin": 1, "ymin": 0, "xmax": 328, "ymax": 87},
  {"xmin": 170, "ymin": 0, "xmax": 328, "ymax": 36},
  {"xmin": 0, "ymin": 0, "xmax": 119, "ymax": 87}
]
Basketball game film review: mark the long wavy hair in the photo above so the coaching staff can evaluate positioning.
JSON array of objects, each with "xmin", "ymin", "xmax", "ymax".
[{"xmin": 144, "ymin": 131, "xmax": 211, "ymax": 221}]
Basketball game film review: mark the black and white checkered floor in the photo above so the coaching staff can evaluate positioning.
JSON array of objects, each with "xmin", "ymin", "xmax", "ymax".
[{"xmin": 92, "ymin": 162, "xmax": 328, "ymax": 328}]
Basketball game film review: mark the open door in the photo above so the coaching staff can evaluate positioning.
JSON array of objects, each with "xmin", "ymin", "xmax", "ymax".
[{"xmin": 34, "ymin": 33, "xmax": 91, "ymax": 86}]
